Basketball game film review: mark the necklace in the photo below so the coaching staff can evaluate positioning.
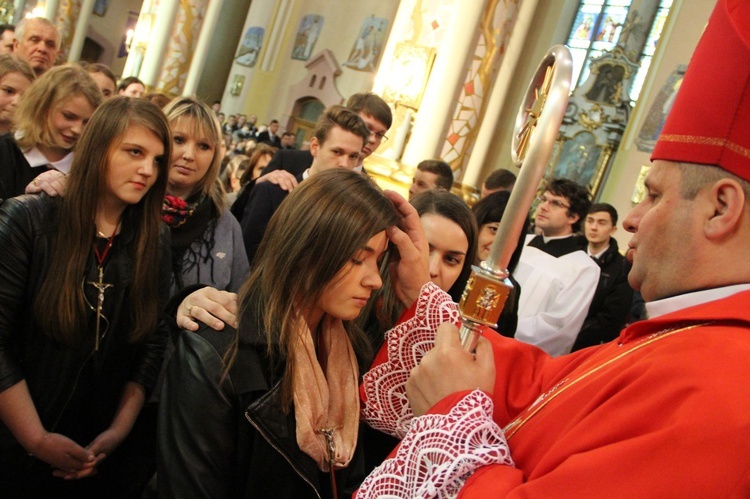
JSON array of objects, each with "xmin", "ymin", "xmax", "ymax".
[
  {"xmin": 87, "ymin": 223, "xmax": 120, "ymax": 351},
  {"xmin": 503, "ymin": 322, "xmax": 710, "ymax": 440}
]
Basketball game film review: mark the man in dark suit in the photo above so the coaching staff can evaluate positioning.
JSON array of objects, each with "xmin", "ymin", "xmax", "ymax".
[
  {"xmin": 261, "ymin": 92, "xmax": 393, "ymax": 178},
  {"xmin": 256, "ymin": 120, "xmax": 281, "ymax": 146},
  {"xmin": 240, "ymin": 106, "xmax": 371, "ymax": 263},
  {"xmin": 572, "ymin": 203, "xmax": 633, "ymax": 351}
]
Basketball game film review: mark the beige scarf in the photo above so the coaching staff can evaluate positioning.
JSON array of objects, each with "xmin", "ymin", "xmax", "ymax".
[{"xmin": 291, "ymin": 315, "xmax": 360, "ymax": 472}]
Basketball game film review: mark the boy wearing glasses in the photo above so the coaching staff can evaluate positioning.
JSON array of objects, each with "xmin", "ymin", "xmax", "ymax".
[{"xmin": 513, "ymin": 178, "xmax": 600, "ymax": 356}]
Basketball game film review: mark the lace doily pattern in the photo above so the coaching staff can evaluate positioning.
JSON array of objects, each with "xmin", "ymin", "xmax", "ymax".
[
  {"xmin": 357, "ymin": 390, "xmax": 514, "ymax": 499},
  {"xmin": 361, "ymin": 282, "xmax": 459, "ymax": 438}
]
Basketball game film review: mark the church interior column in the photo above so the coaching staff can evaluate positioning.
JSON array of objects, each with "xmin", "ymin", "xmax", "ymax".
[
  {"xmin": 138, "ymin": 0, "xmax": 180, "ymax": 90},
  {"xmin": 67, "ymin": 0, "xmax": 96, "ymax": 62},
  {"xmin": 461, "ymin": 0, "xmax": 539, "ymax": 194},
  {"xmin": 155, "ymin": 0, "xmax": 209, "ymax": 97},
  {"xmin": 44, "ymin": 0, "xmax": 59, "ymax": 20},
  {"xmin": 398, "ymin": 0, "xmax": 488, "ymax": 179},
  {"xmin": 182, "ymin": 0, "xmax": 224, "ymax": 96}
]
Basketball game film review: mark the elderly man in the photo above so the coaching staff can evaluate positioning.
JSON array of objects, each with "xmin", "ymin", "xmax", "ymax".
[
  {"xmin": 14, "ymin": 17, "xmax": 59, "ymax": 76},
  {"xmin": 357, "ymin": 0, "xmax": 750, "ymax": 496}
]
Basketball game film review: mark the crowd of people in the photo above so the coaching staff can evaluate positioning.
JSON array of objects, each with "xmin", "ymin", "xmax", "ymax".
[{"xmin": 1, "ymin": 1, "xmax": 750, "ymax": 497}]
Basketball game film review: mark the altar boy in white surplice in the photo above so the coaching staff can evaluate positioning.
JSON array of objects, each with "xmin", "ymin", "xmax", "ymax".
[{"xmin": 514, "ymin": 178, "xmax": 600, "ymax": 356}]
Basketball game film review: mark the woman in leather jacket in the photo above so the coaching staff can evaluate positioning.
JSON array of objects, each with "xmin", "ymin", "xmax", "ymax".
[
  {"xmin": 158, "ymin": 169, "xmax": 408, "ymax": 498},
  {"xmin": 0, "ymin": 97, "xmax": 172, "ymax": 497}
]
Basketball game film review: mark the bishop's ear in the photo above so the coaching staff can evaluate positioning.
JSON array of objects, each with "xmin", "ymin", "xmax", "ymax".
[{"xmin": 704, "ymin": 178, "xmax": 746, "ymax": 239}]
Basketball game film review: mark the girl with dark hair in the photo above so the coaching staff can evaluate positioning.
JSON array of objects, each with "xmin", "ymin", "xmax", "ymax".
[
  {"xmin": 162, "ymin": 96, "xmax": 249, "ymax": 294},
  {"xmin": 358, "ymin": 189, "xmax": 477, "ymax": 473},
  {"xmin": 80, "ymin": 62, "xmax": 117, "ymax": 99},
  {"xmin": 117, "ymin": 76, "xmax": 145, "ymax": 98},
  {"xmin": 229, "ymin": 142, "xmax": 278, "ymax": 220},
  {"xmin": 158, "ymin": 169, "xmax": 409, "ymax": 498},
  {"xmin": 361, "ymin": 189, "xmax": 477, "ymax": 346},
  {"xmin": 471, "ymin": 190, "xmax": 528, "ymax": 337},
  {"xmin": 0, "ymin": 96, "xmax": 172, "ymax": 496}
]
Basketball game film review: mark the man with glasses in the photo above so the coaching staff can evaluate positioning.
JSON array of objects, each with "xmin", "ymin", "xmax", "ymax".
[
  {"xmin": 513, "ymin": 178, "xmax": 600, "ymax": 356},
  {"xmin": 261, "ymin": 92, "xmax": 392, "ymax": 178}
]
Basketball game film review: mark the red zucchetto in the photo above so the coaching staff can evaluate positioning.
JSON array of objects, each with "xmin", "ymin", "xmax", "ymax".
[{"xmin": 652, "ymin": 0, "xmax": 750, "ymax": 181}]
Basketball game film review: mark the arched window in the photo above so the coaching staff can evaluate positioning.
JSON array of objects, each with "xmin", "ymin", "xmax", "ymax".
[{"xmin": 566, "ymin": 0, "xmax": 672, "ymax": 104}]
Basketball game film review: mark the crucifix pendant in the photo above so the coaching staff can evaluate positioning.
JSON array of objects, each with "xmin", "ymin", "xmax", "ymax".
[{"xmin": 87, "ymin": 265, "xmax": 112, "ymax": 351}]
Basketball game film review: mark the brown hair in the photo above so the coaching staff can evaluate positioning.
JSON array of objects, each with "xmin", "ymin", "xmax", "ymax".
[
  {"xmin": 239, "ymin": 143, "xmax": 276, "ymax": 185},
  {"xmin": 35, "ymin": 97, "xmax": 172, "ymax": 344},
  {"xmin": 417, "ymin": 159, "xmax": 454, "ymax": 191},
  {"xmin": 14, "ymin": 64, "xmax": 102, "ymax": 151},
  {"xmin": 232, "ymin": 169, "xmax": 397, "ymax": 409},
  {"xmin": 313, "ymin": 105, "xmax": 370, "ymax": 146},
  {"xmin": 79, "ymin": 62, "xmax": 116, "ymax": 91},
  {"xmin": 0, "ymin": 54, "xmax": 35, "ymax": 84},
  {"xmin": 346, "ymin": 92, "xmax": 392, "ymax": 129}
]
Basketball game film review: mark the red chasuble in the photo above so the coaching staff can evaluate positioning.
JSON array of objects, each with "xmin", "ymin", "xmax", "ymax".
[{"xmin": 442, "ymin": 289, "xmax": 750, "ymax": 497}]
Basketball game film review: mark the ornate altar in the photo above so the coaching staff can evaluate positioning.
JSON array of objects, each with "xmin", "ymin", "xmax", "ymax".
[{"xmin": 545, "ymin": 45, "xmax": 638, "ymax": 198}]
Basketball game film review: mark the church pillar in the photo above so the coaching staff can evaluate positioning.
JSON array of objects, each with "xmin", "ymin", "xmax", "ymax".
[
  {"xmin": 12, "ymin": 0, "xmax": 25, "ymax": 22},
  {"xmin": 182, "ymin": 0, "xmax": 224, "ymax": 96},
  {"xmin": 461, "ymin": 0, "xmax": 538, "ymax": 191},
  {"xmin": 399, "ymin": 0, "xmax": 487, "ymax": 174},
  {"xmin": 138, "ymin": 0, "xmax": 180, "ymax": 89},
  {"xmin": 44, "ymin": 0, "xmax": 59, "ymax": 19},
  {"xmin": 155, "ymin": 0, "xmax": 210, "ymax": 97},
  {"xmin": 219, "ymin": 0, "xmax": 287, "ymax": 116},
  {"xmin": 67, "ymin": 0, "xmax": 95, "ymax": 62}
]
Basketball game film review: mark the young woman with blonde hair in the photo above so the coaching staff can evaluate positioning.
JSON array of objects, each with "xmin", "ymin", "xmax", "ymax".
[
  {"xmin": 0, "ymin": 96, "xmax": 171, "ymax": 496},
  {"xmin": 162, "ymin": 96, "xmax": 249, "ymax": 293},
  {"xmin": 0, "ymin": 63, "xmax": 101, "ymax": 200}
]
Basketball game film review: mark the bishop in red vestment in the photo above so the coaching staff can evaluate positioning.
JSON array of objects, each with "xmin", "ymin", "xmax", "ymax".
[{"xmin": 358, "ymin": 0, "xmax": 750, "ymax": 496}]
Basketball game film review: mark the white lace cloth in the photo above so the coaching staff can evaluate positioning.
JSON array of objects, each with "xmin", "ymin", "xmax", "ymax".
[
  {"xmin": 356, "ymin": 390, "xmax": 514, "ymax": 498},
  {"xmin": 361, "ymin": 282, "xmax": 459, "ymax": 438}
]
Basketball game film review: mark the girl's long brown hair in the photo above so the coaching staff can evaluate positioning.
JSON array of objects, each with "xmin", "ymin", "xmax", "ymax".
[
  {"xmin": 34, "ymin": 97, "xmax": 172, "ymax": 344},
  {"xmin": 228, "ymin": 169, "xmax": 398, "ymax": 409}
]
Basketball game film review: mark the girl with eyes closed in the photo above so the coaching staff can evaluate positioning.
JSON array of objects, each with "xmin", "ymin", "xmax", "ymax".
[
  {"xmin": 0, "ymin": 64, "xmax": 101, "ymax": 201},
  {"xmin": 158, "ymin": 169, "xmax": 412, "ymax": 498}
]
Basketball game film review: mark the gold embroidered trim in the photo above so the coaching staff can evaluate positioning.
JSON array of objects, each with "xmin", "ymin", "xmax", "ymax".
[
  {"xmin": 504, "ymin": 322, "xmax": 709, "ymax": 440},
  {"xmin": 658, "ymin": 134, "xmax": 750, "ymax": 159}
]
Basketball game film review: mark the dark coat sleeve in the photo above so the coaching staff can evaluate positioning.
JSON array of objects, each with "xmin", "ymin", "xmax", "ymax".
[
  {"xmin": 0, "ymin": 197, "xmax": 35, "ymax": 391},
  {"xmin": 572, "ymin": 255, "xmax": 633, "ymax": 351},
  {"xmin": 157, "ymin": 330, "xmax": 238, "ymax": 499},
  {"xmin": 240, "ymin": 182, "xmax": 287, "ymax": 265},
  {"xmin": 260, "ymin": 149, "xmax": 313, "ymax": 178},
  {"xmin": 0, "ymin": 137, "xmax": 36, "ymax": 203}
]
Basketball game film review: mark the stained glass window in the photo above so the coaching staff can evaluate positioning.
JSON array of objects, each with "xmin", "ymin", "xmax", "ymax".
[{"xmin": 565, "ymin": 0, "xmax": 672, "ymax": 104}]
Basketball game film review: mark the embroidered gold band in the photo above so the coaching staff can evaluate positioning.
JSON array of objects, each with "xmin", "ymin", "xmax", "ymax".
[{"xmin": 659, "ymin": 134, "xmax": 750, "ymax": 160}]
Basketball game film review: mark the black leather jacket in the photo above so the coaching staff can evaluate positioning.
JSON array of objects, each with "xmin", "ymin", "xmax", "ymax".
[
  {"xmin": 158, "ymin": 300, "xmax": 365, "ymax": 499},
  {"xmin": 0, "ymin": 194, "xmax": 170, "ymax": 464}
]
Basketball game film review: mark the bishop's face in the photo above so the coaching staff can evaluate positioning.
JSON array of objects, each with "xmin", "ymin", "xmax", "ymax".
[{"xmin": 623, "ymin": 160, "xmax": 702, "ymax": 302}]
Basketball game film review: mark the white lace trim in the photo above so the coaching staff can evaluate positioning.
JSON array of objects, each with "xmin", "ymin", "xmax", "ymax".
[
  {"xmin": 361, "ymin": 282, "xmax": 459, "ymax": 438},
  {"xmin": 357, "ymin": 390, "xmax": 514, "ymax": 499}
]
